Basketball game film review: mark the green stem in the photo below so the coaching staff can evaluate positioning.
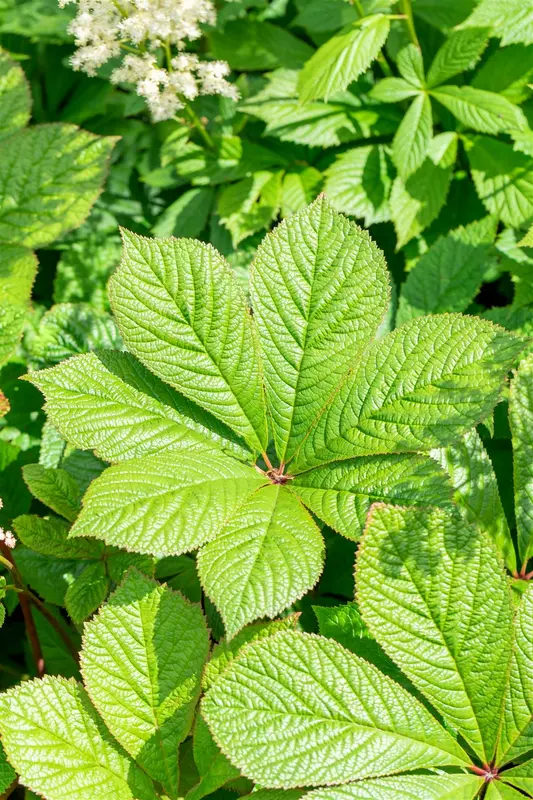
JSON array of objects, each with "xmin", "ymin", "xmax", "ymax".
[
  {"xmin": 399, "ymin": 0, "xmax": 420, "ymax": 47},
  {"xmin": 352, "ymin": 0, "xmax": 365, "ymax": 16},
  {"xmin": 182, "ymin": 104, "xmax": 215, "ymax": 150}
]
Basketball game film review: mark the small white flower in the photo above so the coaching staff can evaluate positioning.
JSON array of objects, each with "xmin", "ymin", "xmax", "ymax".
[{"xmin": 0, "ymin": 528, "xmax": 16, "ymax": 550}]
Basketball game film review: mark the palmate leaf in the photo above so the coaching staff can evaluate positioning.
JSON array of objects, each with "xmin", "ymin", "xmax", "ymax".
[
  {"xmin": 392, "ymin": 93, "xmax": 432, "ymax": 180},
  {"xmin": 305, "ymin": 776, "xmax": 483, "ymax": 800},
  {"xmin": 81, "ymin": 571, "xmax": 209, "ymax": 796},
  {"xmin": 197, "ymin": 485, "xmax": 324, "ymax": 638},
  {"xmin": 357, "ymin": 504, "xmax": 514, "ymax": 762},
  {"xmin": 297, "ymin": 15, "xmax": 390, "ymax": 103},
  {"xmin": 0, "ymin": 676, "xmax": 159, "ymax": 800},
  {"xmin": 291, "ymin": 314, "xmax": 524, "ymax": 471},
  {"xmin": 426, "ymin": 27, "xmax": 489, "ymax": 88},
  {"xmin": 109, "ymin": 232, "xmax": 268, "ymax": 452},
  {"xmin": 27, "ymin": 351, "xmax": 251, "ymax": 462},
  {"xmin": 292, "ymin": 453, "xmax": 451, "ymax": 541},
  {"xmin": 0, "ymin": 124, "xmax": 116, "ymax": 248},
  {"xmin": 202, "ymin": 630, "xmax": 468, "ymax": 788},
  {"xmin": 430, "ymin": 85, "xmax": 528, "ymax": 135},
  {"xmin": 0, "ymin": 50, "xmax": 31, "ymax": 141},
  {"xmin": 509, "ymin": 353, "xmax": 533, "ymax": 565},
  {"xmin": 250, "ymin": 196, "xmax": 389, "ymax": 464},
  {"xmin": 69, "ymin": 449, "xmax": 266, "ymax": 556}
]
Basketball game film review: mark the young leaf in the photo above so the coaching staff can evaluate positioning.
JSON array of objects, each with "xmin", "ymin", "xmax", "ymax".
[
  {"xmin": 13, "ymin": 514, "xmax": 101, "ymax": 560},
  {"xmin": 390, "ymin": 132, "xmax": 457, "ymax": 248},
  {"xmin": 396, "ymin": 216, "xmax": 497, "ymax": 324},
  {"xmin": 197, "ymin": 485, "xmax": 324, "ymax": 638},
  {"xmin": 22, "ymin": 464, "xmax": 81, "ymax": 522},
  {"xmin": 297, "ymin": 15, "xmax": 390, "ymax": 103},
  {"xmin": 109, "ymin": 232, "xmax": 268, "ymax": 452},
  {"xmin": 324, "ymin": 145, "xmax": 393, "ymax": 226},
  {"xmin": 0, "ymin": 676, "xmax": 159, "ymax": 800},
  {"xmin": 396, "ymin": 44, "xmax": 425, "ymax": 88},
  {"xmin": 28, "ymin": 351, "xmax": 251, "ymax": 462},
  {"xmin": 357, "ymin": 504, "xmax": 514, "ymax": 761},
  {"xmin": 468, "ymin": 136, "xmax": 533, "ymax": 227},
  {"xmin": 392, "ymin": 93, "xmax": 432, "ymax": 180},
  {"xmin": 186, "ymin": 714, "xmax": 240, "ymax": 800},
  {"xmin": 202, "ymin": 630, "xmax": 468, "ymax": 788},
  {"xmin": 69, "ymin": 450, "xmax": 266, "ymax": 556},
  {"xmin": 0, "ymin": 50, "xmax": 31, "ymax": 140},
  {"xmin": 0, "ymin": 125, "xmax": 116, "ymax": 248},
  {"xmin": 292, "ymin": 314, "xmax": 523, "ymax": 471},
  {"xmin": 81, "ymin": 570, "xmax": 209, "ymax": 796},
  {"xmin": 369, "ymin": 77, "xmax": 420, "ymax": 103},
  {"xmin": 292, "ymin": 453, "xmax": 451, "ymax": 541},
  {"xmin": 426, "ymin": 27, "xmax": 489, "ymax": 88},
  {"xmin": 433, "ymin": 429, "xmax": 516, "ymax": 573},
  {"xmin": 65, "ymin": 561, "xmax": 109, "ymax": 624},
  {"xmin": 250, "ymin": 196, "xmax": 389, "ymax": 463},
  {"xmin": 460, "ymin": 0, "xmax": 533, "ymax": 46},
  {"xmin": 509, "ymin": 353, "xmax": 533, "ymax": 567},
  {"xmin": 305, "ymin": 775, "xmax": 483, "ymax": 800},
  {"xmin": 430, "ymin": 86, "xmax": 527, "ymax": 134}
]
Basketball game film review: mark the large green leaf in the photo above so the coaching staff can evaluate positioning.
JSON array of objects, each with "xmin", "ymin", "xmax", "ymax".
[
  {"xmin": 357, "ymin": 504, "xmax": 514, "ymax": 761},
  {"xmin": 390, "ymin": 132, "xmax": 457, "ymax": 248},
  {"xmin": 250, "ymin": 196, "xmax": 389, "ymax": 463},
  {"xmin": 497, "ymin": 587, "xmax": 533, "ymax": 764},
  {"xmin": 0, "ymin": 676, "xmax": 158, "ymax": 800},
  {"xmin": 396, "ymin": 216, "xmax": 497, "ymax": 324},
  {"xmin": 426, "ymin": 27, "xmax": 489, "ymax": 88},
  {"xmin": 298, "ymin": 15, "xmax": 390, "ymax": 103},
  {"xmin": 509, "ymin": 353, "xmax": 533, "ymax": 566},
  {"xmin": 0, "ymin": 50, "xmax": 31, "ymax": 141},
  {"xmin": 485, "ymin": 782, "xmax": 529, "ymax": 799},
  {"xmin": 110, "ymin": 232, "xmax": 268, "ymax": 452},
  {"xmin": 433, "ymin": 429, "xmax": 516, "ymax": 572},
  {"xmin": 202, "ymin": 630, "xmax": 468, "ymax": 788},
  {"xmin": 197, "ymin": 485, "xmax": 324, "ymax": 637},
  {"xmin": 28, "ymin": 351, "xmax": 251, "ymax": 462},
  {"xmin": 292, "ymin": 454, "xmax": 451, "ymax": 540},
  {"xmin": 22, "ymin": 464, "xmax": 81, "ymax": 521},
  {"xmin": 0, "ymin": 244, "xmax": 38, "ymax": 365},
  {"xmin": 0, "ymin": 124, "xmax": 116, "ymax": 248},
  {"xmin": 305, "ymin": 776, "xmax": 483, "ymax": 800},
  {"xmin": 460, "ymin": 0, "xmax": 533, "ymax": 46},
  {"xmin": 13, "ymin": 514, "xmax": 101, "ymax": 560},
  {"xmin": 65, "ymin": 560, "xmax": 109, "ymax": 624},
  {"xmin": 291, "ymin": 314, "xmax": 523, "ymax": 471},
  {"xmin": 69, "ymin": 450, "xmax": 266, "ymax": 556},
  {"xmin": 392, "ymin": 93, "xmax": 432, "ymax": 180},
  {"xmin": 430, "ymin": 86, "xmax": 527, "ymax": 134},
  {"xmin": 468, "ymin": 136, "xmax": 533, "ymax": 227},
  {"xmin": 324, "ymin": 145, "xmax": 393, "ymax": 226},
  {"xmin": 82, "ymin": 570, "xmax": 209, "ymax": 796},
  {"xmin": 502, "ymin": 759, "xmax": 533, "ymax": 794}
]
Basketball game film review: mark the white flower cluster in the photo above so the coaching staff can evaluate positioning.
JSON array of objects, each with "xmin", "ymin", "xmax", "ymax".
[
  {"xmin": 59, "ymin": 0, "xmax": 239, "ymax": 120},
  {"xmin": 0, "ymin": 499, "xmax": 15, "ymax": 550}
]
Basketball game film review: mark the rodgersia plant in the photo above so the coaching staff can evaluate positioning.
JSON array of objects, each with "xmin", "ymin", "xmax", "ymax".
[{"xmin": 26, "ymin": 197, "xmax": 524, "ymax": 638}]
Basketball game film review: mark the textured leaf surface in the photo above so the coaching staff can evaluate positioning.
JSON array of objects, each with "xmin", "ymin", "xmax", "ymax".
[
  {"xmin": 0, "ymin": 676, "xmax": 158, "ymax": 800},
  {"xmin": 485, "ymin": 783, "xmax": 527, "ymax": 800},
  {"xmin": 250, "ymin": 196, "xmax": 389, "ymax": 463},
  {"xmin": 497, "ymin": 587, "xmax": 533, "ymax": 763},
  {"xmin": 186, "ymin": 714, "xmax": 240, "ymax": 800},
  {"xmin": 392, "ymin": 94, "xmax": 432, "ymax": 180},
  {"xmin": 292, "ymin": 314, "xmax": 523, "ymax": 471},
  {"xmin": 306, "ymin": 775, "xmax": 483, "ymax": 800},
  {"xmin": 0, "ymin": 124, "xmax": 116, "ymax": 248},
  {"xmin": 28, "ymin": 351, "xmax": 250, "ymax": 462},
  {"xmin": 390, "ymin": 133, "xmax": 457, "ymax": 248},
  {"xmin": 202, "ymin": 631, "xmax": 467, "ymax": 788},
  {"xmin": 0, "ymin": 741, "xmax": 16, "ymax": 794},
  {"xmin": 70, "ymin": 450, "xmax": 266, "ymax": 556},
  {"xmin": 292, "ymin": 454, "xmax": 451, "ymax": 540},
  {"xmin": 433, "ymin": 429, "xmax": 515, "ymax": 572},
  {"xmin": 468, "ymin": 136, "xmax": 533, "ymax": 227},
  {"xmin": 357, "ymin": 504, "xmax": 514, "ymax": 761},
  {"xmin": 461, "ymin": 0, "xmax": 533, "ymax": 46},
  {"xmin": 396, "ymin": 217, "xmax": 496, "ymax": 324},
  {"xmin": 0, "ymin": 245, "xmax": 38, "ymax": 365},
  {"xmin": 426, "ymin": 27, "xmax": 489, "ymax": 88},
  {"xmin": 82, "ymin": 570, "xmax": 209, "ymax": 796},
  {"xmin": 298, "ymin": 15, "xmax": 390, "ymax": 103},
  {"xmin": 110, "ymin": 232, "xmax": 267, "ymax": 451},
  {"xmin": 65, "ymin": 561, "xmax": 109, "ymax": 624},
  {"xmin": 396, "ymin": 44, "xmax": 425, "ymax": 87},
  {"xmin": 22, "ymin": 464, "xmax": 80, "ymax": 521},
  {"xmin": 324, "ymin": 145, "xmax": 393, "ymax": 226},
  {"xmin": 510, "ymin": 353, "xmax": 533, "ymax": 564},
  {"xmin": 0, "ymin": 51, "xmax": 31, "ymax": 140},
  {"xmin": 198, "ymin": 485, "xmax": 324, "ymax": 637},
  {"xmin": 431, "ymin": 86, "xmax": 527, "ymax": 134},
  {"xmin": 370, "ymin": 77, "xmax": 419, "ymax": 103},
  {"xmin": 13, "ymin": 514, "xmax": 101, "ymax": 560},
  {"xmin": 502, "ymin": 759, "xmax": 533, "ymax": 793}
]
